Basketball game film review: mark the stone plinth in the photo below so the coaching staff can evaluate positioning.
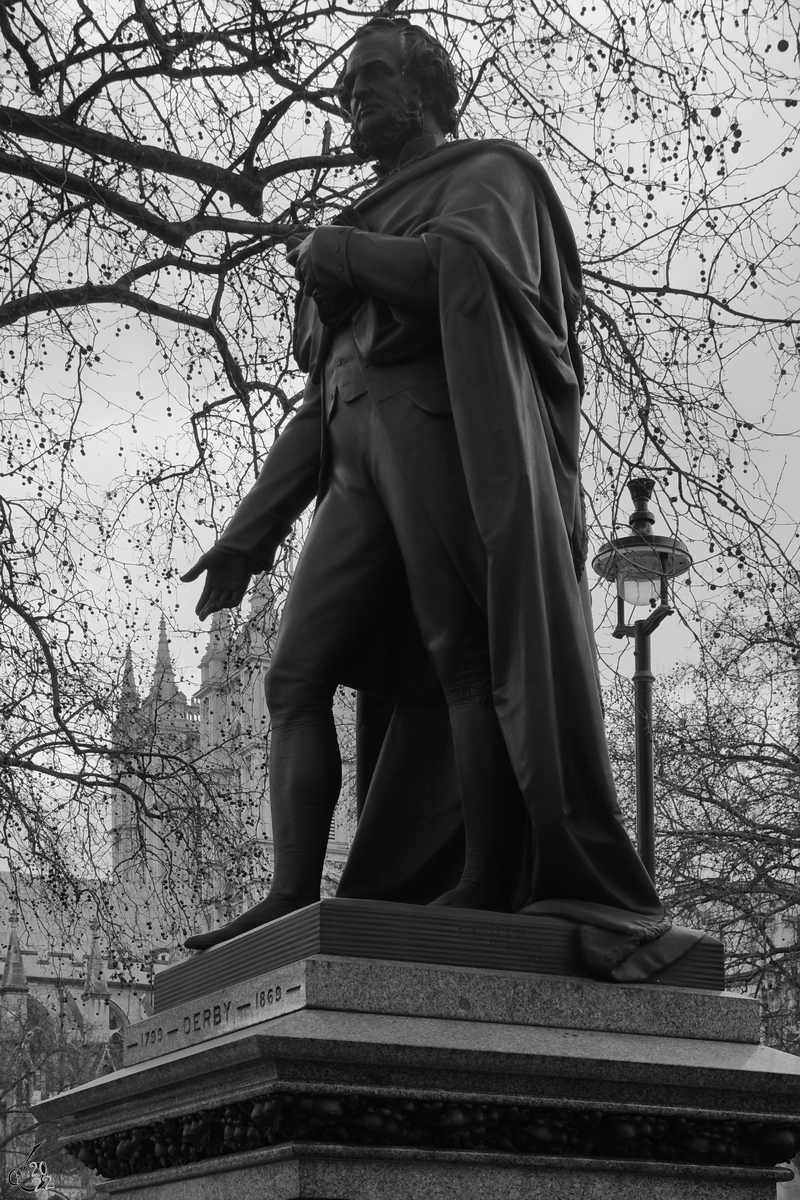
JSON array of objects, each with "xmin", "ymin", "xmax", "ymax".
[
  {"xmin": 123, "ymin": 954, "xmax": 753, "ymax": 1068},
  {"xmin": 33, "ymin": 938, "xmax": 800, "ymax": 1199},
  {"xmin": 79, "ymin": 1146, "xmax": 793, "ymax": 1200}
]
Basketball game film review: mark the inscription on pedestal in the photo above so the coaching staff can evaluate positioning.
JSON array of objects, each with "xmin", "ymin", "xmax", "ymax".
[{"xmin": 124, "ymin": 963, "xmax": 306, "ymax": 1066}]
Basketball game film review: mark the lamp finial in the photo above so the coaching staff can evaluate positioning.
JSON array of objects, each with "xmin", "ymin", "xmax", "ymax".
[{"xmin": 627, "ymin": 477, "xmax": 656, "ymax": 535}]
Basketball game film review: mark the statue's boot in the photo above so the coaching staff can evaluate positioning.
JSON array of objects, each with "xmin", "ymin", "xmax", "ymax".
[
  {"xmin": 185, "ymin": 717, "xmax": 341, "ymax": 950},
  {"xmin": 430, "ymin": 702, "xmax": 522, "ymax": 913}
]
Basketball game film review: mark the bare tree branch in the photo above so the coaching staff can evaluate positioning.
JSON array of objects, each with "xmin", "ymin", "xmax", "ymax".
[{"xmin": 0, "ymin": 104, "xmax": 265, "ymax": 213}]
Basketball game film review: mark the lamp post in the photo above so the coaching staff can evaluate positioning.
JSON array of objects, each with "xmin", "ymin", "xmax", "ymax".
[{"xmin": 592, "ymin": 478, "xmax": 692, "ymax": 881}]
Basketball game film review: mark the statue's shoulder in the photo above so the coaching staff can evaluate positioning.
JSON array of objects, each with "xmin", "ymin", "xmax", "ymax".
[
  {"xmin": 353, "ymin": 140, "xmax": 552, "ymax": 213},
  {"xmin": 450, "ymin": 137, "xmax": 536, "ymax": 159},
  {"xmin": 435, "ymin": 139, "xmax": 552, "ymax": 187},
  {"xmin": 436, "ymin": 137, "xmax": 538, "ymax": 166}
]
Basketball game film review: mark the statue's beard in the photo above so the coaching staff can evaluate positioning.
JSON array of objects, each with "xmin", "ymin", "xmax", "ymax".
[{"xmin": 350, "ymin": 100, "xmax": 424, "ymax": 161}]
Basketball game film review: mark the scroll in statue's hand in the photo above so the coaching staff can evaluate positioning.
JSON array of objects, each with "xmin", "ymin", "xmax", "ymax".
[{"xmin": 181, "ymin": 548, "xmax": 254, "ymax": 621}]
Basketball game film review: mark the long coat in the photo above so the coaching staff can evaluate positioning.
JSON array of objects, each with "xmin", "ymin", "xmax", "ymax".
[{"xmin": 218, "ymin": 140, "xmax": 670, "ymax": 969}]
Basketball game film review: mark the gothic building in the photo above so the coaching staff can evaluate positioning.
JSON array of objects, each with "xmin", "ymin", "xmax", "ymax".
[
  {"xmin": 0, "ymin": 588, "xmax": 357, "ymax": 1195},
  {"xmin": 0, "ymin": 906, "xmax": 150, "ymax": 1197},
  {"xmin": 109, "ymin": 583, "xmax": 356, "ymax": 943}
]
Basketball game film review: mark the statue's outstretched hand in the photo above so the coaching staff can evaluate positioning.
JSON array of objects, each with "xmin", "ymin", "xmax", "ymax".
[{"xmin": 181, "ymin": 548, "xmax": 253, "ymax": 621}]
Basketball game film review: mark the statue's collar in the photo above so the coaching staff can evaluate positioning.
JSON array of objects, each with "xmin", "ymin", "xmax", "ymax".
[{"xmin": 372, "ymin": 134, "xmax": 447, "ymax": 181}]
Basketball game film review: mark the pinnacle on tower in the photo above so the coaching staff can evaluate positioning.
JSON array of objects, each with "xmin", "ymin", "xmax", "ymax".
[
  {"xmin": 1, "ymin": 912, "xmax": 29, "ymax": 995},
  {"xmin": 82, "ymin": 924, "xmax": 109, "ymax": 1001},
  {"xmin": 95, "ymin": 1042, "xmax": 117, "ymax": 1076},
  {"xmin": 147, "ymin": 615, "xmax": 180, "ymax": 704},
  {"xmin": 118, "ymin": 645, "xmax": 140, "ymax": 719},
  {"xmin": 199, "ymin": 608, "xmax": 232, "ymax": 667},
  {"xmin": 112, "ymin": 645, "xmax": 142, "ymax": 746}
]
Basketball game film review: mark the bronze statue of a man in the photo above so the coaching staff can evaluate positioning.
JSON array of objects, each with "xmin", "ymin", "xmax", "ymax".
[{"xmin": 183, "ymin": 16, "xmax": 666, "ymax": 962}]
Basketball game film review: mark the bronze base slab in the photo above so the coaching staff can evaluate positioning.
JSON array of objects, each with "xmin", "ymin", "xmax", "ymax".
[{"xmin": 157, "ymin": 899, "xmax": 723, "ymax": 1011}]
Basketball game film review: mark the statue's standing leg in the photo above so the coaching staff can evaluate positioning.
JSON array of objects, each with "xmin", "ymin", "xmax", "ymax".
[
  {"xmin": 366, "ymin": 396, "xmax": 526, "ymax": 912},
  {"xmin": 184, "ymin": 410, "xmax": 403, "ymax": 950},
  {"xmin": 266, "ymin": 715, "xmax": 342, "ymax": 900},
  {"xmin": 430, "ymin": 696, "xmax": 525, "ymax": 912},
  {"xmin": 183, "ymin": 711, "xmax": 342, "ymax": 950}
]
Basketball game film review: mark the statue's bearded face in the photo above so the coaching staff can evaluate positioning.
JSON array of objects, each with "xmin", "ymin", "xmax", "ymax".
[{"xmin": 341, "ymin": 30, "xmax": 424, "ymax": 160}]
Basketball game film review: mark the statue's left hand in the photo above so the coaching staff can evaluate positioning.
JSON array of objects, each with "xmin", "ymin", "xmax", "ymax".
[
  {"xmin": 286, "ymin": 233, "xmax": 318, "ymax": 295},
  {"xmin": 181, "ymin": 548, "xmax": 253, "ymax": 620}
]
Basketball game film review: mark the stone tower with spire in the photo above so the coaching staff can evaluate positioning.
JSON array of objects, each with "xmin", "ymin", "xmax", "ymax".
[
  {"xmin": 142, "ymin": 614, "xmax": 201, "ymax": 740},
  {"xmin": 109, "ymin": 597, "xmax": 356, "ymax": 946},
  {"xmin": 190, "ymin": 582, "xmax": 277, "ymax": 923},
  {"xmin": 110, "ymin": 617, "xmax": 200, "ymax": 886}
]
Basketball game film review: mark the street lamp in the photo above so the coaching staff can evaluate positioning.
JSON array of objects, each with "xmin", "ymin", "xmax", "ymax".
[{"xmin": 592, "ymin": 478, "xmax": 692, "ymax": 881}]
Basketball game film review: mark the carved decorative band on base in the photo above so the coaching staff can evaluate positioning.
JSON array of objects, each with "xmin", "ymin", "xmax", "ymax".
[{"xmin": 66, "ymin": 1090, "xmax": 800, "ymax": 1182}]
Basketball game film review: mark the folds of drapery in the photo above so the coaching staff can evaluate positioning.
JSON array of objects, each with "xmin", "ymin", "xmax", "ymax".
[{"xmin": 333, "ymin": 142, "xmax": 678, "ymax": 976}]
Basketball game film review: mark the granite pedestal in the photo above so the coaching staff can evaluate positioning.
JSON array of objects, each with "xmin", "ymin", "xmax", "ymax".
[{"xmin": 33, "ymin": 902, "xmax": 800, "ymax": 1198}]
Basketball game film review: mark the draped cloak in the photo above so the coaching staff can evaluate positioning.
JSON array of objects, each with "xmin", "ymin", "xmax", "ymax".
[{"xmin": 218, "ymin": 140, "xmax": 703, "ymax": 978}]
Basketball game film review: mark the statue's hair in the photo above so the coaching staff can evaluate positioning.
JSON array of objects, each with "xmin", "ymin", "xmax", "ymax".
[{"xmin": 336, "ymin": 16, "xmax": 460, "ymax": 136}]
